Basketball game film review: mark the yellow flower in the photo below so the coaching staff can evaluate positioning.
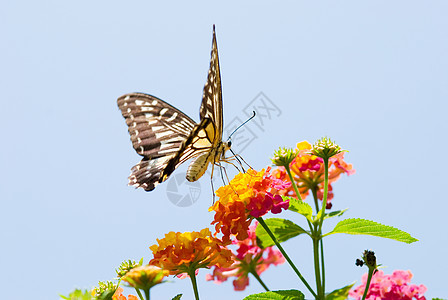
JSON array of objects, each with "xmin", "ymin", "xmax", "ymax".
[
  {"xmin": 121, "ymin": 265, "xmax": 169, "ymax": 291},
  {"xmin": 149, "ymin": 228, "xmax": 233, "ymax": 276}
]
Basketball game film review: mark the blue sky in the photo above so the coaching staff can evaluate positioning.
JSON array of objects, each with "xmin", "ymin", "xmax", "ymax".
[{"xmin": 1, "ymin": 1, "xmax": 447, "ymax": 299}]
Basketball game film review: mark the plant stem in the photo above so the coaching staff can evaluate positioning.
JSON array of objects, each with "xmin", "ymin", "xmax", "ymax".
[
  {"xmin": 317, "ymin": 157, "xmax": 329, "ymax": 233},
  {"xmin": 311, "ymin": 187, "xmax": 326, "ymax": 297},
  {"xmin": 189, "ymin": 269, "xmax": 200, "ymax": 300},
  {"xmin": 361, "ymin": 267, "xmax": 375, "ymax": 300},
  {"xmin": 311, "ymin": 187, "xmax": 320, "ymax": 213},
  {"xmin": 250, "ymin": 270, "xmax": 270, "ymax": 292},
  {"xmin": 135, "ymin": 288, "xmax": 144, "ymax": 300},
  {"xmin": 144, "ymin": 289, "xmax": 150, "ymax": 300},
  {"xmin": 320, "ymin": 239, "xmax": 325, "ymax": 296},
  {"xmin": 285, "ymin": 165, "xmax": 303, "ymax": 201},
  {"xmin": 312, "ymin": 232, "xmax": 322, "ymax": 299},
  {"xmin": 257, "ymin": 217, "xmax": 317, "ymax": 298}
]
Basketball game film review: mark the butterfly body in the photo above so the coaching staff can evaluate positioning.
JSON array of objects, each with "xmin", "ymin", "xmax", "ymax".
[{"xmin": 117, "ymin": 26, "xmax": 228, "ymax": 191}]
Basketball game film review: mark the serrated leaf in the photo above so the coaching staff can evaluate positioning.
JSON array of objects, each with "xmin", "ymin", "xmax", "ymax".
[
  {"xmin": 324, "ymin": 208, "xmax": 348, "ymax": 220},
  {"xmin": 171, "ymin": 294, "xmax": 182, "ymax": 300},
  {"xmin": 285, "ymin": 197, "xmax": 313, "ymax": 221},
  {"xmin": 243, "ymin": 289, "xmax": 304, "ymax": 300},
  {"xmin": 326, "ymin": 218, "xmax": 418, "ymax": 243},
  {"xmin": 325, "ymin": 282, "xmax": 355, "ymax": 300},
  {"xmin": 256, "ymin": 218, "xmax": 308, "ymax": 248}
]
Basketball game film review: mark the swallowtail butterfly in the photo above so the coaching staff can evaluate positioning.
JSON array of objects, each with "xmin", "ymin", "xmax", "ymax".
[{"xmin": 117, "ymin": 26, "xmax": 230, "ymax": 191}]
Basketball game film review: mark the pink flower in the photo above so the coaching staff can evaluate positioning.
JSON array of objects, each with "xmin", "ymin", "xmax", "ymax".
[
  {"xmin": 206, "ymin": 223, "xmax": 285, "ymax": 291},
  {"xmin": 349, "ymin": 270, "xmax": 427, "ymax": 300}
]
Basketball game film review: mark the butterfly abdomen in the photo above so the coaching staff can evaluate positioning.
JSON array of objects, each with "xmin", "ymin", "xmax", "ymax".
[{"xmin": 186, "ymin": 152, "xmax": 214, "ymax": 182}]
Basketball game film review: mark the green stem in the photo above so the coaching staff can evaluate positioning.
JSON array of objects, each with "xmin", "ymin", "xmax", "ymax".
[
  {"xmin": 189, "ymin": 269, "xmax": 200, "ymax": 300},
  {"xmin": 361, "ymin": 268, "xmax": 375, "ymax": 300},
  {"xmin": 311, "ymin": 187, "xmax": 320, "ymax": 219},
  {"xmin": 257, "ymin": 217, "xmax": 317, "ymax": 298},
  {"xmin": 317, "ymin": 157, "xmax": 329, "ymax": 233},
  {"xmin": 320, "ymin": 240, "xmax": 325, "ymax": 296},
  {"xmin": 285, "ymin": 165, "xmax": 303, "ymax": 201},
  {"xmin": 144, "ymin": 289, "xmax": 150, "ymax": 300},
  {"xmin": 312, "ymin": 232, "xmax": 322, "ymax": 299},
  {"xmin": 135, "ymin": 288, "xmax": 144, "ymax": 300},
  {"xmin": 250, "ymin": 270, "xmax": 270, "ymax": 292},
  {"xmin": 311, "ymin": 187, "xmax": 326, "ymax": 298}
]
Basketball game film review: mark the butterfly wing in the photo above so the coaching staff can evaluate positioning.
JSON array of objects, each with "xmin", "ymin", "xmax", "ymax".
[
  {"xmin": 117, "ymin": 27, "xmax": 227, "ymax": 191},
  {"xmin": 184, "ymin": 26, "xmax": 227, "ymax": 182},
  {"xmin": 199, "ymin": 25, "xmax": 223, "ymax": 142},
  {"xmin": 117, "ymin": 92, "xmax": 198, "ymax": 191}
]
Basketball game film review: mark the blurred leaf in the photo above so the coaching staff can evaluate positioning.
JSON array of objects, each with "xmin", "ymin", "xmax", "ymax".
[
  {"xmin": 243, "ymin": 290, "xmax": 304, "ymax": 300},
  {"xmin": 172, "ymin": 294, "xmax": 182, "ymax": 300},
  {"xmin": 325, "ymin": 282, "xmax": 355, "ymax": 300},
  {"xmin": 60, "ymin": 289, "xmax": 92, "ymax": 300},
  {"xmin": 326, "ymin": 218, "xmax": 418, "ymax": 243},
  {"xmin": 256, "ymin": 218, "xmax": 307, "ymax": 248},
  {"xmin": 324, "ymin": 208, "xmax": 348, "ymax": 220}
]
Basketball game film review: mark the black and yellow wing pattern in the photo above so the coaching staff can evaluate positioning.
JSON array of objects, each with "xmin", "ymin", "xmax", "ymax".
[{"xmin": 117, "ymin": 26, "xmax": 229, "ymax": 191}]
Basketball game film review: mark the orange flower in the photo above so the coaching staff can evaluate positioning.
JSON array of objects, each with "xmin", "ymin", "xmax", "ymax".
[
  {"xmin": 149, "ymin": 228, "xmax": 233, "ymax": 276},
  {"xmin": 210, "ymin": 169, "xmax": 290, "ymax": 243},
  {"xmin": 121, "ymin": 265, "xmax": 169, "ymax": 291},
  {"xmin": 112, "ymin": 287, "xmax": 139, "ymax": 300},
  {"xmin": 273, "ymin": 141, "xmax": 354, "ymax": 208}
]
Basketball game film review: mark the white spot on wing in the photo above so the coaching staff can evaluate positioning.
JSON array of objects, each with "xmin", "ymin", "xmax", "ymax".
[
  {"xmin": 152, "ymin": 100, "xmax": 158, "ymax": 105},
  {"xmin": 166, "ymin": 112, "xmax": 178, "ymax": 122},
  {"xmin": 160, "ymin": 108, "xmax": 168, "ymax": 116},
  {"xmin": 155, "ymin": 130, "xmax": 174, "ymax": 139},
  {"xmin": 152, "ymin": 126, "xmax": 164, "ymax": 132}
]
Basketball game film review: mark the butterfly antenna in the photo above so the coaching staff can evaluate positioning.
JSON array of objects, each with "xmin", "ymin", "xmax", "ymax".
[{"xmin": 227, "ymin": 111, "xmax": 256, "ymax": 141}]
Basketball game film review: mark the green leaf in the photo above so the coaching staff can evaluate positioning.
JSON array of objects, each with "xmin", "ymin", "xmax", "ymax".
[
  {"xmin": 60, "ymin": 289, "xmax": 92, "ymax": 300},
  {"xmin": 324, "ymin": 208, "xmax": 348, "ymax": 220},
  {"xmin": 256, "ymin": 218, "xmax": 308, "ymax": 248},
  {"xmin": 325, "ymin": 282, "xmax": 355, "ymax": 300},
  {"xmin": 326, "ymin": 218, "xmax": 418, "ymax": 243},
  {"xmin": 285, "ymin": 197, "xmax": 313, "ymax": 221},
  {"xmin": 172, "ymin": 294, "xmax": 182, "ymax": 300},
  {"xmin": 243, "ymin": 290, "xmax": 304, "ymax": 300}
]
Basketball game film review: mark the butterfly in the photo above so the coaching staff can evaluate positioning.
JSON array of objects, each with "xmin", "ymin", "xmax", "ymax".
[{"xmin": 117, "ymin": 26, "xmax": 230, "ymax": 191}]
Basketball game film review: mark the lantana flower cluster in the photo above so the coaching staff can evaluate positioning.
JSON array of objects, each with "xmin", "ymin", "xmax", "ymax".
[
  {"xmin": 273, "ymin": 141, "xmax": 355, "ymax": 208},
  {"xmin": 349, "ymin": 270, "xmax": 427, "ymax": 300},
  {"xmin": 206, "ymin": 223, "xmax": 285, "ymax": 291},
  {"xmin": 149, "ymin": 228, "xmax": 233, "ymax": 276},
  {"xmin": 209, "ymin": 168, "xmax": 290, "ymax": 243}
]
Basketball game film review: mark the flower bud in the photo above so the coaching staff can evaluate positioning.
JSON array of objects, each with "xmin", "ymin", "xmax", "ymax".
[
  {"xmin": 271, "ymin": 147, "xmax": 296, "ymax": 167},
  {"xmin": 311, "ymin": 137, "xmax": 343, "ymax": 159}
]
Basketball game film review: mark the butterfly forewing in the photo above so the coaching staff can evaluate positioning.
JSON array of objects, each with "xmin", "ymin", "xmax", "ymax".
[
  {"xmin": 117, "ymin": 93, "xmax": 199, "ymax": 190},
  {"xmin": 200, "ymin": 26, "xmax": 223, "ymax": 142},
  {"xmin": 117, "ymin": 26, "xmax": 229, "ymax": 192},
  {"xmin": 117, "ymin": 93, "xmax": 196, "ymax": 158}
]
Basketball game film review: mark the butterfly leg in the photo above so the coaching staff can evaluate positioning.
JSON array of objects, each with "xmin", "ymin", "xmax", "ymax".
[{"xmin": 210, "ymin": 162, "xmax": 217, "ymax": 203}]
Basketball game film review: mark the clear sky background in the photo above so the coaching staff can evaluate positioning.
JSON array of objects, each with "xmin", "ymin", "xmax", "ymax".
[{"xmin": 1, "ymin": 1, "xmax": 447, "ymax": 299}]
